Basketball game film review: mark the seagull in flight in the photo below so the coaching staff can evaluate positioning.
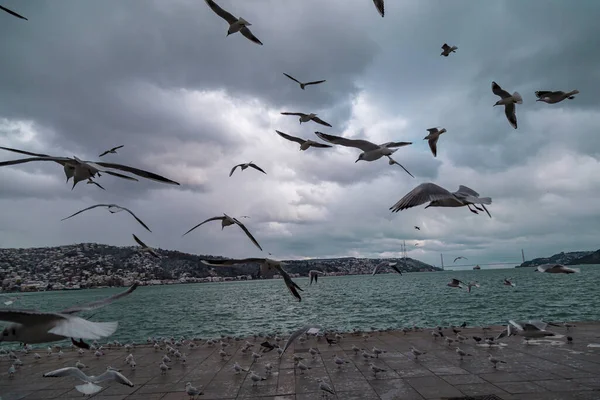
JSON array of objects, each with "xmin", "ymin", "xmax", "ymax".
[
  {"xmin": 440, "ymin": 43, "xmax": 458, "ymax": 57},
  {"xmin": 453, "ymin": 256, "xmax": 467, "ymax": 263},
  {"xmin": 98, "ymin": 145, "xmax": 124, "ymax": 157},
  {"xmin": 447, "ymin": 278, "xmax": 466, "ymax": 289},
  {"xmin": 535, "ymin": 90, "xmax": 579, "ymax": 104},
  {"xmin": 372, "ymin": 0, "xmax": 384, "ymax": 17},
  {"xmin": 507, "ymin": 320, "xmax": 556, "ymax": 338},
  {"xmin": 132, "ymin": 234, "xmax": 160, "ymax": 259},
  {"xmin": 229, "ymin": 162, "xmax": 266, "ymax": 177},
  {"xmin": 275, "ymin": 130, "xmax": 332, "ymax": 151},
  {"xmin": 535, "ymin": 264, "xmax": 580, "ymax": 274},
  {"xmin": 204, "ymin": 0, "xmax": 263, "ymax": 45},
  {"xmin": 315, "ymin": 132, "xmax": 413, "ymax": 176},
  {"xmin": 0, "ymin": 283, "xmax": 138, "ymax": 345},
  {"xmin": 414, "ymin": 226, "xmax": 420, "ymax": 230},
  {"xmin": 0, "ymin": 5, "xmax": 27, "ymax": 20},
  {"xmin": 424, "ymin": 128, "xmax": 446, "ymax": 157},
  {"xmin": 43, "ymin": 367, "xmax": 134, "ymax": 396},
  {"xmin": 200, "ymin": 258, "xmax": 303, "ymax": 301},
  {"xmin": 281, "ymin": 112, "xmax": 332, "ymax": 127},
  {"xmin": 389, "ymin": 183, "xmax": 492, "ymax": 217},
  {"xmin": 465, "ymin": 281, "xmax": 480, "ymax": 293},
  {"xmin": 492, "ymin": 81, "xmax": 522, "ymax": 129},
  {"xmin": 503, "ymin": 278, "xmax": 516, "ymax": 287},
  {"xmin": 283, "ymin": 73, "xmax": 326, "ymax": 90},
  {"xmin": 182, "ymin": 213, "xmax": 262, "ymax": 251},
  {"xmin": 61, "ymin": 204, "xmax": 152, "ymax": 233},
  {"xmin": 280, "ymin": 324, "xmax": 322, "ymax": 357},
  {"xmin": 372, "ymin": 262, "xmax": 402, "ymax": 276},
  {"xmin": 309, "ymin": 270, "xmax": 324, "ymax": 285}
]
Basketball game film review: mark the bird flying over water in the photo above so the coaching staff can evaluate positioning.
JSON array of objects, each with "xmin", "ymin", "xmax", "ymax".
[
  {"xmin": 200, "ymin": 258, "xmax": 303, "ymax": 301},
  {"xmin": 424, "ymin": 128, "xmax": 446, "ymax": 157},
  {"xmin": 283, "ymin": 73, "xmax": 326, "ymax": 90},
  {"xmin": 492, "ymin": 81, "xmax": 522, "ymax": 129},
  {"xmin": 372, "ymin": 262, "xmax": 402, "ymax": 276},
  {"xmin": 61, "ymin": 204, "xmax": 152, "ymax": 233},
  {"xmin": 390, "ymin": 183, "xmax": 492, "ymax": 217},
  {"xmin": 503, "ymin": 278, "xmax": 516, "ymax": 287},
  {"xmin": 43, "ymin": 367, "xmax": 134, "ymax": 395},
  {"xmin": 440, "ymin": 43, "xmax": 457, "ymax": 57},
  {"xmin": 535, "ymin": 90, "xmax": 579, "ymax": 104},
  {"xmin": 309, "ymin": 270, "xmax": 324, "ymax": 285},
  {"xmin": 447, "ymin": 278, "xmax": 465, "ymax": 289},
  {"xmin": 281, "ymin": 112, "xmax": 332, "ymax": 127},
  {"xmin": 0, "ymin": 5, "xmax": 27, "ymax": 20},
  {"xmin": 132, "ymin": 234, "xmax": 160, "ymax": 259},
  {"xmin": 182, "ymin": 213, "xmax": 262, "ymax": 251},
  {"xmin": 229, "ymin": 162, "xmax": 266, "ymax": 177},
  {"xmin": 204, "ymin": 0, "xmax": 263, "ymax": 45},
  {"xmin": 275, "ymin": 130, "xmax": 332, "ymax": 151},
  {"xmin": 535, "ymin": 264, "xmax": 580, "ymax": 274},
  {"xmin": 372, "ymin": 0, "xmax": 384, "ymax": 17},
  {"xmin": 98, "ymin": 145, "xmax": 124, "ymax": 157},
  {"xmin": 453, "ymin": 256, "xmax": 467, "ymax": 263}
]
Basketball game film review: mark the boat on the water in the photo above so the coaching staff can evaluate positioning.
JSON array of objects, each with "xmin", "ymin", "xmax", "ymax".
[{"xmin": 473, "ymin": 265, "xmax": 481, "ymax": 270}]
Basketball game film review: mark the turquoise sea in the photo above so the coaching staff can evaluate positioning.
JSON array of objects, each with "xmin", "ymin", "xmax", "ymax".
[{"xmin": 1, "ymin": 266, "xmax": 598, "ymax": 347}]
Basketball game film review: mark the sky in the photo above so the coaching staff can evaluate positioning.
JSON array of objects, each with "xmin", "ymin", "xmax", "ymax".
[{"xmin": 1, "ymin": 0, "xmax": 599, "ymax": 268}]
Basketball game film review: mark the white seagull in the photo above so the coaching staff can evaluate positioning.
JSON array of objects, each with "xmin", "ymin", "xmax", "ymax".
[
  {"xmin": 282, "ymin": 73, "xmax": 326, "ymax": 90},
  {"xmin": 372, "ymin": 0, "xmax": 384, "ymax": 17},
  {"xmin": 185, "ymin": 382, "xmax": 203, "ymax": 399},
  {"xmin": 424, "ymin": 128, "xmax": 446, "ymax": 157},
  {"xmin": 492, "ymin": 81, "xmax": 522, "ymax": 129},
  {"xmin": 281, "ymin": 112, "xmax": 332, "ymax": 127},
  {"xmin": 317, "ymin": 378, "xmax": 336, "ymax": 398},
  {"xmin": 371, "ymin": 262, "xmax": 402, "ymax": 276},
  {"xmin": 275, "ymin": 130, "xmax": 332, "ymax": 151},
  {"xmin": 98, "ymin": 145, "xmax": 124, "ymax": 158},
  {"xmin": 389, "ymin": 183, "xmax": 492, "ymax": 217},
  {"xmin": 43, "ymin": 367, "xmax": 134, "ymax": 395},
  {"xmin": 440, "ymin": 43, "xmax": 458, "ymax": 57},
  {"xmin": 447, "ymin": 278, "xmax": 466, "ymax": 289},
  {"xmin": 280, "ymin": 324, "xmax": 322, "ymax": 357},
  {"xmin": 132, "ymin": 234, "xmax": 160, "ymax": 259},
  {"xmin": 229, "ymin": 161, "xmax": 266, "ymax": 177},
  {"xmin": 315, "ymin": 131, "xmax": 414, "ymax": 176},
  {"xmin": 309, "ymin": 270, "xmax": 324, "ymax": 285},
  {"xmin": 200, "ymin": 258, "xmax": 303, "ymax": 301},
  {"xmin": 507, "ymin": 320, "xmax": 556, "ymax": 338},
  {"xmin": 535, "ymin": 264, "xmax": 580, "ymax": 274},
  {"xmin": 535, "ymin": 90, "xmax": 579, "ymax": 104},
  {"xmin": 204, "ymin": 0, "xmax": 263, "ymax": 45},
  {"xmin": 61, "ymin": 204, "xmax": 152, "ymax": 232},
  {"xmin": 182, "ymin": 213, "xmax": 262, "ymax": 251}
]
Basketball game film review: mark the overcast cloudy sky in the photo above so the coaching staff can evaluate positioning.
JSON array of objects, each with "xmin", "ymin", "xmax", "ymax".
[{"xmin": 1, "ymin": 0, "xmax": 599, "ymax": 267}]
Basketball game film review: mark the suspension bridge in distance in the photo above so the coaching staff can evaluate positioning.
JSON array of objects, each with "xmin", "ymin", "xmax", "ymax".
[{"xmin": 437, "ymin": 249, "xmax": 526, "ymax": 270}]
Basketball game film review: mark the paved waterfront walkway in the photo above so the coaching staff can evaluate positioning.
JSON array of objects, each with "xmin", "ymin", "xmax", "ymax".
[{"xmin": 2, "ymin": 322, "xmax": 600, "ymax": 400}]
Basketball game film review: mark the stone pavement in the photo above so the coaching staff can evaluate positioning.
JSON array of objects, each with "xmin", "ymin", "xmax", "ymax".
[{"xmin": 2, "ymin": 322, "xmax": 600, "ymax": 400}]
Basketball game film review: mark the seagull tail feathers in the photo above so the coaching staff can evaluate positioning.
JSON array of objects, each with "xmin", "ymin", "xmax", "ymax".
[
  {"xmin": 478, "ymin": 197, "xmax": 492, "ymax": 205},
  {"xmin": 512, "ymin": 92, "xmax": 523, "ymax": 104},
  {"xmin": 566, "ymin": 90, "xmax": 580, "ymax": 97}
]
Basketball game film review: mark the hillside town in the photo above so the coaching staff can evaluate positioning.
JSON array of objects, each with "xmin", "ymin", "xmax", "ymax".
[{"xmin": 0, "ymin": 243, "xmax": 439, "ymax": 293}]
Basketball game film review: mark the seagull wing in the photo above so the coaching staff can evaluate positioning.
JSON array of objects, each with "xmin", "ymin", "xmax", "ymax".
[
  {"xmin": 303, "ymin": 80, "xmax": 326, "ymax": 86},
  {"xmin": 275, "ymin": 130, "xmax": 306, "ymax": 145},
  {"xmin": 232, "ymin": 218, "xmax": 263, "ymax": 251},
  {"xmin": 389, "ymin": 183, "xmax": 454, "ymax": 212},
  {"xmin": 276, "ymin": 265, "xmax": 303, "ymax": 301},
  {"xmin": 0, "ymin": 156, "xmax": 71, "ymax": 167},
  {"xmin": 441, "ymin": 43, "xmax": 450, "ymax": 51},
  {"xmin": 455, "ymin": 185, "xmax": 480, "ymax": 197},
  {"xmin": 182, "ymin": 216, "xmax": 226, "ymax": 236},
  {"xmin": 48, "ymin": 315, "xmax": 118, "ymax": 340},
  {"xmin": 60, "ymin": 283, "xmax": 139, "ymax": 314},
  {"xmin": 504, "ymin": 103, "xmax": 517, "ymax": 129},
  {"xmin": 535, "ymin": 91, "xmax": 554, "ymax": 99},
  {"xmin": 200, "ymin": 258, "xmax": 266, "ymax": 266},
  {"xmin": 492, "ymin": 81, "xmax": 511, "ymax": 98},
  {"xmin": 372, "ymin": 0, "xmax": 384, "ymax": 17},
  {"xmin": 372, "ymin": 264, "xmax": 381, "ymax": 275},
  {"xmin": 61, "ymin": 204, "xmax": 110, "ymax": 222},
  {"xmin": 281, "ymin": 112, "xmax": 305, "ymax": 117},
  {"xmin": 248, "ymin": 163, "xmax": 267, "ymax": 174},
  {"xmin": 110, "ymin": 145, "xmax": 125, "ymax": 152},
  {"xmin": 283, "ymin": 73, "xmax": 302, "ymax": 85},
  {"xmin": 0, "ymin": 146, "xmax": 53, "ymax": 157},
  {"xmin": 280, "ymin": 324, "xmax": 322, "ymax": 357},
  {"xmin": 380, "ymin": 141, "xmax": 412, "ymax": 148},
  {"xmin": 43, "ymin": 367, "xmax": 90, "ymax": 381},
  {"xmin": 132, "ymin": 234, "xmax": 149, "ymax": 248},
  {"xmin": 310, "ymin": 142, "xmax": 332, "ymax": 148},
  {"xmin": 523, "ymin": 320, "xmax": 547, "ymax": 331},
  {"xmin": 428, "ymin": 137, "xmax": 439, "ymax": 157},
  {"xmin": 0, "ymin": 309, "xmax": 65, "ymax": 326},
  {"xmin": 508, "ymin": 320, "xmax": 524, "ymax": 331},
  {"xmin": 240, "ymin": 26, "xmax": 263, "ymax": 45},
  {"xmin": 387, "ymin": 157, "xmax": 415, "ymax": 178},
  {"xmin": 117, "ymin": 206, "xmax": 152, "ymax": 232},
  {"xmin": 388, "ymin": 263, "xmax": 402, "ymax": 275},
  {"xmin": 315, "ymin": 132, "xmax": 379, "ymax": 152},
  {"xmin": 204, "ymin": 0, "xmax": 237, "ymax": 24},
  {"xmin": 0, "ymin": 5, "xmax": 27, "ymax": 20},
  {"xmin": 88, "ymin": 180, "xmax": 106, "ymax": 190},
  {"xmin": 229, "ymin": 164, "xmax": 242, "ymax": 177},
  {"xmin": 98, "ymin": 150, "xmax": 111, "ymax": 157},
  {"xmin": 92, "ymin": 370, "xmax": 134, "ymax": 386},
  {"xmin": 94, "ymin": 162, "xmax": 179, "ymax": 185},
  {"xmin": 311, "ymin": 117, "xmax": 332, "ymax": 127}
]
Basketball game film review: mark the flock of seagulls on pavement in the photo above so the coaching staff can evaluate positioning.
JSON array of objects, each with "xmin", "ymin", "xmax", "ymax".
[{"xmin": 0, "ymin": 0, "xmax": 587, "ymax": 396}]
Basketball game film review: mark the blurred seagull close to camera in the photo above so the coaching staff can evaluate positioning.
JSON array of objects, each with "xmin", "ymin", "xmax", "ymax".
[
  {"xmin": 0, "ymin": 4, "xmax": 27, "ymax": 20},
  {"xmin": 132, "ymin": 234, "xmax": 160, "ymax": 258},
  {"xmin": 204, "ymin": 0, "xmax": 263, "ymax": 45},
  {"xmin": 492, "ymin": 81, "xmax": 522, "ymax": 129},
  {"xmin": 372, "ymin": 0, "xmax": 384, "ymax": 17},
  {"xmin": 43, "ymin": 367, "xmax": 134, "ymax": 395},
  {"xmin": 535, "ymin": 90, "xmax": 579, "ymax": 104},
  {"xmin": 535, "ymin": 264, "xmax": 580, "ymax": 274}
]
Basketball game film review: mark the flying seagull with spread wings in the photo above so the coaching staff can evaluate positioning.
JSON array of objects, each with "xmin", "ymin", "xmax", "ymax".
[
  {"xmin": 99, "ymin": 145, "xmax": 124, "ymax": 157},
  {"xmin": 283, "ymin": 73, "xmax": 326, "ymax": 90},
  {"xmin": 0, "ymin": 283, "xmax": 138, "ymax": 344},
  {"xmin": 280, "ymin": 324, "xmax": 322, "ymax": 357},
  {"xmin": 372, "ymin": 262, "xmax": 402, "ymax": 276},
  {"xmin": 423, "ymin": 128, "xmax": 446, "ymax": 157},
  {"xmin": 0, "ymin": 4, "xmax": 27, "ymax": 20},
  {"xmin": 315, "ymin": 132, "xmax": 414, "ymax": 176},
  {"xmin": 43, "ymin": 367, "xmax": 134, "ymax": 396},
  {"xmin": 0, "ymin": 146, "xmax": 180, "ymax": 188},
  {"xmin": 454, "ymin": 256, "xmax": 467, "ymax": 263},
  {"xmin": 390, "ymin": 183, "xmax": 492, "ymax": 217},
  {"xmin": 229, "ymin": 161, "xmax": 266, "ymax": 177},
  {"xmin": 204, "ymin": 0, "xmax": 263, "ymax": 45},
  {"xmin": 275, "ymin": 130, "xmax": 332, "ymax": 151},
  {"xmin": 182, "ymin": 213, "xmax": 262, "ymax": 251},
  {"xmin": 200, "ymin": 258, "xmax": 303, "ymax": 301},
  {"xmin": 535, "ymin": 264, "xmax": 580, "ymax": 274},
  {"xmin": 61, "ymin": 204, "xmax": 152, "ymax": 232},
  {"xmin": 309, "ymin": 270, "xmax": 324, "ymax": 285},
  {"xmin": 535, "ymin": 90, "xmax": 579, "ymax": 104},
  {"xmin": 440, "ymin": 43, "xmax": 457, "ymax": 57},
  {"xmin": 281, "ymin": 112, "xmax": 332, "ymax": 127},
  {"xmin": 372, "ymin": 0, "xmax": 384, "ymax": 17},
  {"xmin": 447, "ymin": 278, "xmax": 466, "ymax": 289},
  {"xmin": 492, "ymin": 81, "xmax": 522, "ymax": 129},
  {"xmin": 132, "ymin": 234, "xmax": 160, "ymax": 258}
]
